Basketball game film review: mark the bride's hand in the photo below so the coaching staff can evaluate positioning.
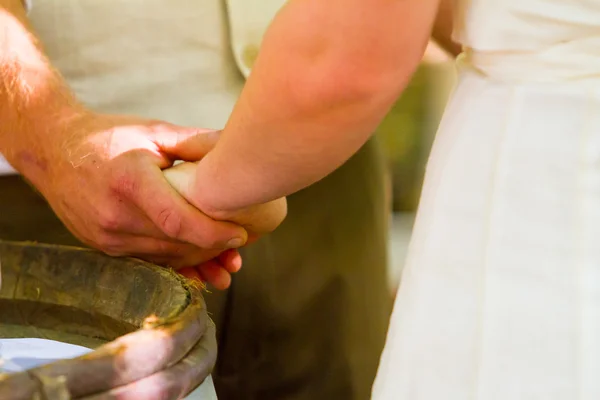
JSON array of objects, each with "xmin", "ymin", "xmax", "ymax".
[
  {"xmin": 163, "ymin": 161, "xmax": 288, "ymax": 236},
  {"xmin": 178, "ymin": 248, "xmax": 243, "ymax": 290},
  {"xmin": 163, "ymin": 162, "xmax": 287, "ymax": 289},
  {"xmin": 179, "ymin": 230, "xmax": 263, "ymax": 289}
]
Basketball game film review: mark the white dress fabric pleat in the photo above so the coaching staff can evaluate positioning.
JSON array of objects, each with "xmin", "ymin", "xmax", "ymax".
[{"xmin": 373, "ymin": 0, "xmax": 600, "ymax": 398}]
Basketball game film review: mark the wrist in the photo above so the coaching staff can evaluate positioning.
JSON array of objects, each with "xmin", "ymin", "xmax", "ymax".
[
  {"xmin": 3, "ymin": 98, "xmax": 90, "ymax": 192},
  {"xmin": 190, "ymin": 151, "xmax": 237, "ymax": 218},
  {"xmin": 192, "ymin": 159, "xmax": 287, "ymax": 234},
  {"xmin": 194, "ymin": 159, "xmax": 288, "ymax": 234},
  {"xmin": 0, "ymin": 4, "xmax": 87, "ymax": 190},
  {"xmin": 163, "ymin": 157, "xmax": 288, "ymax": 234}
]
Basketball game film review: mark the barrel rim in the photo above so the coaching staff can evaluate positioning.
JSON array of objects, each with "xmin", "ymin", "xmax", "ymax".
[{"xmin": 0, "ymin": 240, "xmax": 216, "ymax": 399}]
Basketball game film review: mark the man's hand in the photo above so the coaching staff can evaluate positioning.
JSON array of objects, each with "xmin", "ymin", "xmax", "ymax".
[
  {"xmin": 21, "ymin": 112, "xmax": 250, "ymax": 288},
  {"xmin": 0, "ymin": 0, "xmax": 248, "ymax": 289},
  {"xmin": 163, "ymin": 161, "xmax": 288, "ymax": 234},
  {"xmin": 163, "ymin": 159, "xmax": 288, "ymax": 285}
]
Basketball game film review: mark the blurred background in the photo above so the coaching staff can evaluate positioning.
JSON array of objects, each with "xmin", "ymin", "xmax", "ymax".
[{"xmin": 378, "ymin": 41, "xmax": 457, "ymax": 294}]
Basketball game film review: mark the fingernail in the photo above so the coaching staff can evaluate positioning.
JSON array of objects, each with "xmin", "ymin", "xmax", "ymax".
[{"xmin": 226, "ymin": 238, "xmax": 245, "ymax": 249}]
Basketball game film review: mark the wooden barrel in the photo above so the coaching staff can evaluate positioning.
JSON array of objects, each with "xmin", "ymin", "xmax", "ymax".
[{"xmin": 0, "ymin": 240, "xmax": 217, "ymax": 399}]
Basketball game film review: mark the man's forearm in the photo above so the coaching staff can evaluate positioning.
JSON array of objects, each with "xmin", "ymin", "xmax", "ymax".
[
  {"xmin": 185, "ymin": 0, "xmax": 440, "ymax": 214},
  {"xmin": 0, "ymin": 0, "xmax": 84, "ymax": 188}
]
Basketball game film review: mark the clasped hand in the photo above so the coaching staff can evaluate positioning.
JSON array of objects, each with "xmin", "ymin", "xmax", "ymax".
[{"xmin": 31, "ymin": 112, "xmax": 286, "ymax": 289}]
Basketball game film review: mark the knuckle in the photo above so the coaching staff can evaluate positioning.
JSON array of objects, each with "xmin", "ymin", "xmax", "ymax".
[
  {"xmin": 109, "ymin": 169, "xmax": 138, "ymax": 198},
  {"xmin": 97, "ymin": 207, "xmax": 123, "ymax": 232},
  {"xmin": 156, "ymin": 208, "xmax": 183, "ymax": 238}
]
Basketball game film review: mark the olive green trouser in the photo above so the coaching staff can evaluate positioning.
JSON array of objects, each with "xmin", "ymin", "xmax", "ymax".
[{"xmin": 0, "ymin": 138, "xmax": 392, "ymax": 400}]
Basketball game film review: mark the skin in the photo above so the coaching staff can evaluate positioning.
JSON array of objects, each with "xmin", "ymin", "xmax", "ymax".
[
  {"xmin": 166, "ymin": 0, "xmax": 452, "ymax": 220},
  {"xmin": 432, "ymin": 0, "xmax": 462, "ymax": 57},
  {"xmin": 0, "ymin": 0, "xmax": 283, "ymax": 289},
  {"xmin": 1, "ymin": 0, "xmax": 456, "ymax": 286}
]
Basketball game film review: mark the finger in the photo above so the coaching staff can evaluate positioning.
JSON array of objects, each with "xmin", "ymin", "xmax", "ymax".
[
  {"xmin": 95, "ymin": 234, "xmax": 219, "ymax": 268},
  {"xmin": 218, "ymin": 249, "xmax": 242, "ymax": 273},
  {"xmin": 97, "ymin": 235, "xmax": 185, "ymax": 258},
  {"xmin": 178, "ymin": 266, "xmax": 204, "ymax": 282},
  {"xmin": 122, "ymin": 158, "xmax": 249, "ymax": 250},
  {"xmin": 224, "ymin": 198, "xmax": 288, "ymax": 234},
  {"xmin": 152, "ymin": 127, "xmax": 221, "ymax": 161},
  {"xmin": 163, "ymin": 164, "xmax": 287, "ymax": 235},
  {"xmin": 246, "ymin": 233, "xmax": 261, "ymax": 246},
  {"xmin": 161, "ymin": 161, "xmax": 198, "ymax": 204},
  {"xmin": 95, "ymin": 201, "xmax": 172, "ymax": 240},
  {"xmin": 196, "ymin": 260, "xmax": 232, "ymax": 290},
  {"xmin": 175, "ymin": 248, "xmax": 223, "ymax": 268}
]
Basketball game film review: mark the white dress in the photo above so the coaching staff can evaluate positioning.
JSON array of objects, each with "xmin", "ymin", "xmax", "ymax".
[{"xmin": 372, "ymin": 0, "xmax": 600, "ymax": 399}]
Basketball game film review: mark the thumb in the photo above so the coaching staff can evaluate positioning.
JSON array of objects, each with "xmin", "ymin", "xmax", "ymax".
[
  {"xmin": 153, "ymin": 126, "xmax": 222, "ymax": 161},
  {"xmin": 162, "ymin": 161, "xmax": 198, "ymax": 203}
]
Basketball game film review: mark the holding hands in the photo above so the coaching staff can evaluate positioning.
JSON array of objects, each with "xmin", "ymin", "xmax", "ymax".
[{"xmin": 16, "ymin": 110, "xmax": 286, "ymax": 289}]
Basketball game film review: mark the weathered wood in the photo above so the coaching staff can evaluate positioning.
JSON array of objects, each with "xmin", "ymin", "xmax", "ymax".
[{"xmin": 0, "ymin": 241, "xmax": 217, "ymax": 400}]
